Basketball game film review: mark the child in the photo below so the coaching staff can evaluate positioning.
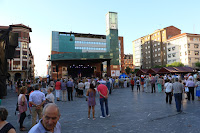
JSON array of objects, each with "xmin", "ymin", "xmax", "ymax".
[
  {"xmin": 124, "ymin": 80, "xmax": 127, "ymax": 88},
  {"xmin": 136, "ymin": 78, "xmax": 140, "ymax": 92}
]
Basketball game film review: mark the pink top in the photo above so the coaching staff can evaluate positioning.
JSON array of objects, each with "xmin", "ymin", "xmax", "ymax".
[
  {"xmin": 97, "ymin": 84, "xmax": 108, "ymax": 98},
  {"xmin": 55, "ymin": 81, "xmax": 61, "ymax": 90},
  {"xmin": 18, "ymin": 94, "xmax": 27, "ymax": 113}
]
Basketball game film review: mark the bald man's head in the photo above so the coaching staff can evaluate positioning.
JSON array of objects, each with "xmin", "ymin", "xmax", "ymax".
[{"xmin": 42, "ymin": 103, "xmax": 60, "ymax": 132}]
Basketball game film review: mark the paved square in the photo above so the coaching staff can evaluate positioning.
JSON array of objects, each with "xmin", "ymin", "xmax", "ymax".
[{"xmin": 3, "ymin": 86, "xmax": 200, "ymax": 133}]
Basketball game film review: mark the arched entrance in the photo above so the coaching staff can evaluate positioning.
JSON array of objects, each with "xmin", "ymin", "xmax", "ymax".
[{"xmin": 14, "ymin": 73, "xmax": 21, "ymax": 81}]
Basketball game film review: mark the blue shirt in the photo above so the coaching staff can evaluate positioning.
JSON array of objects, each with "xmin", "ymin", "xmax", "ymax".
[
  {"xmin": 29, "ymin": 119, "xmax": 61, "ymax": 133},
  {"xmin": 67, "ymin": 81, "xmax": 74, "ymax": 88},
  {"xmin": 29, "ymin": 90, "xmax": 46, "ymax": 105}
]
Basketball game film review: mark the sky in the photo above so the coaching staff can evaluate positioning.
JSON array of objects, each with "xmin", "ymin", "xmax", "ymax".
[{"xmin": 1, "ymin": 0, "xmax": 200, "ymax": 76}]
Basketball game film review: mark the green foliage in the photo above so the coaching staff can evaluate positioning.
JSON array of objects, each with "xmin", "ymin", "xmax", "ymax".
[
  {"xmin": 166, "ymin": 62, "xmax": 184, "ymax": 67},
  {"xmin": 125, "ymin": 66, "xmax": 131, "ymax": 75},
  {"xmin": 133, "ymin": 69, "xmax": 139, "ymax": 74},
  {"xmin": 195, "ymin": 62, "xmax": 200, "ymax": 67}
]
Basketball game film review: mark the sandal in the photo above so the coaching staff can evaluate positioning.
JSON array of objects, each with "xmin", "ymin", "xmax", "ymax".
[{"xmin": 20, "ymin": 127, "xmax": 26, "ymax": 131}]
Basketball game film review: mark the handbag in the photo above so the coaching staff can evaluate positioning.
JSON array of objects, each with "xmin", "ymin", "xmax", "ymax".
[{"xmin": 196, "ymin": 86, "xmax": 200, "ymax": 96}]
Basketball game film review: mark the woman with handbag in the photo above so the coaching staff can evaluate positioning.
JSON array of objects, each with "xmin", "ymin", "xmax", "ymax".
[{"xmin": 18, "ymin": 86, "xmax": 28, "ymax": 131}]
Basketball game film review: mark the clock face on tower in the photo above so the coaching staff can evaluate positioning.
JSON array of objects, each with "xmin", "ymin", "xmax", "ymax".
[{"xmin": 111, "ymin": 24, "xmax": 116, "ymax": 29}]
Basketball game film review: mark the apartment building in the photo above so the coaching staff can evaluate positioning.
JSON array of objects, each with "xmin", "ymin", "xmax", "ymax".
[
  {"xmin": 5, "ymin": 24, "xmax": 34, "ymax": 81},
  {"xmin": 133, "ymin": 26, "xmax": 181, "ymax": 69},
  {"xmin": 167, "ymin": 33, "xmax": 200, "ymax": 67},
  {"xmin": 124, "ymin": 54, "xmax": 134, "ymax": 71},
  {"xmin": 132, "ymin": 38, "xmax": 142, "ymax": 69}
]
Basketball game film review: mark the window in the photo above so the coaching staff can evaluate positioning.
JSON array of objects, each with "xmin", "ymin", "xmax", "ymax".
[
  {"xmin": 154, "ymin": 44, "xmax": 157, "ymax": 47},
  {"xmin": 155, "ymin": 54, "xmax": 157, "ymax": 57},
  {"xmin": 168, "ymin": 48, "xmax": 171, "ymax": 52},
  {"xmin": 193, "ymin": 38, "xmax": 197, "ymax": 41},
  {"xmin": 158, "ymin": 48, "xmax": 160, "ymax": 51},
  {"xmin": 188, "ymin": 44, "xmax": 190, "ymax": 48},
  {"xmin": 158, "ymin": 59, "xmax": 161, "ymax": 62},
  {"xmin": 158, "ymin": 43, "xmax": 160, "ymax": 46},
  {"xmin": 13, "ymin": 61, "xmax": 20, "ymax": 70},
  {"xmin": 172, "ymin": 47, "xmax": 175, "ymax": 50},
  {"xmin": 195, "ymin": 51, "xmax": 199, "ymax": 55},
  {"xmin": 188, "ymin": 50, "xmax": 190, "ymax": 55},
  {"xmin": 172, "ymin": 53, "xmax": 176, "ymax": 57},
  {"xmin": 158, "ymin": 53, "xmax": 160, "ymax": 56},
  {"xmin": 148, "ymin": 46, "xmax": 150, "ymax": 48},
  {"xmin": 173, "ymin": 60, "xmax": 176, "ymax": 62},
  {"xmin": 194, "ymin": 44, "xmax": 199, "ymax": 48},
  {"xmin": 155, "ymin": 49, "xmax": 157, "ymax": 52},
  {"xmin": 168, "ymin": 54, "xmax": 171, "ymax": 58},
  {"xmin": 148, "ymin": 51, "xmax": 150, "ymax": 53},
  {"xmin": 163, "ymin": 47, "xmax": 165, "ymax": 50},
  {"xmin": 157, "ymin": 37, "xmax": 160, "ymax": 41}
]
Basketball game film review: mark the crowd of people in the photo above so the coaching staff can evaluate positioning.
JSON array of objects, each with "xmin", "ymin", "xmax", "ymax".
[{"xmin": 2, "ymin": 72, "xmax": 200, "ymax": 132}]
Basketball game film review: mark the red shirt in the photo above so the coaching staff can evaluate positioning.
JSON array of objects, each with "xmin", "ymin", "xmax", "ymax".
[
  {"xmin": 97, "ymin": 84, "xmax": 108, "ymax": 98},
  {"xmin": 131, "ymin": 80, "xmax": 134, "ymax": 85},
  {"xmin": 55, "ymin": 81, "xmax": 61, "ymax": 90}
]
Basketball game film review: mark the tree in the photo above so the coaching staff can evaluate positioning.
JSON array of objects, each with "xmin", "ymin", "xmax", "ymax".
[
  {"xmin": 133, "ymin": 69, "xmax": 139, "ymax": 74},
  {"xmin": 125, "ymin": 66, "xmax": 131, "ymax": 75},
  {"xmin": 195, "ymin": 62, "xmax": 200, "ymax": 67},
  {"xmin": 166, "ymin": 62, "xmax": 184, "ymax": 67}
]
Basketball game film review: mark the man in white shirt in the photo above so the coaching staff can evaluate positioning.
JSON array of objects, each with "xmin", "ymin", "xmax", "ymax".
[{"xmin": 29, "ymin": 84, "xmax": 46, "ymax": 127}]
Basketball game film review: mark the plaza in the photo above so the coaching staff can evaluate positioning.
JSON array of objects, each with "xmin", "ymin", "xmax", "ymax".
[{"xmin": 3, "ymin": 85, "xmax": 200, "ymax": 133}]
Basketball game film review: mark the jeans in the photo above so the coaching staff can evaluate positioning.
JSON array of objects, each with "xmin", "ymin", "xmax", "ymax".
[
  {"xmin": 67, "ymin": 87, "xmax": 73, "ymax": 101},
  {"xmin": 166, "ymin": 92, "xmax": 172, "ymax": 104},
  {"xmin": 19, "ymin": 112, "xmax": 26, "ymax": 128},
  {"xmin": 151, "ymin": 84, "xmax": 156, "ymax": 93},
  {"xmin": 174, "ymin": 93, "xmax": 182, "ymax": 112},
  {"xmin": 131, "ymin": 85, "xmax": 134, "ymax": 91},
  {"xmin": 188, "ymin": 87, "xmax": 194, "ymax": 101},
  {"xmin": 100, "ymin": 98, "xmax": 109, "ymax": 117}
]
